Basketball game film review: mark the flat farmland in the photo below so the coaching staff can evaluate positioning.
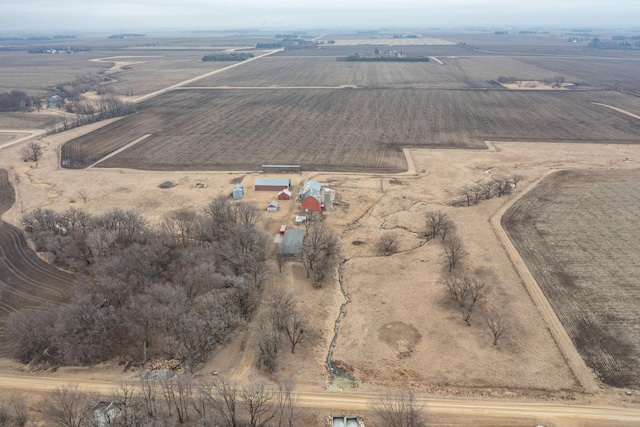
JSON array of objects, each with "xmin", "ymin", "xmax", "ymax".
[
  {"xmin": 188, "ymin": 56, "xmax": 600, "ymax": 89},
  {"xmin": 502, "ymin": 169, "xmax": 640, "ymax": 388},
  {"xmin": 61, "ymin": 89, "xmax": 640, "ymax": 172},
  {"xmin": 521, "ymin": 57, "xmax": 640, "ymax": 91},
  {"xmin": 188, "ymin": 56, "xmax": 479, "ymax": 88},
  {"xmin": 275, "ymin": 44, "xmax": 483, "ymax": 57},
  {"xmin": 0, "ymin": 169, "xmax": 74, "ymax": 356},
  {"xmin": 97, "ymin": 51, "xmax": 233, "ymax": 97},
  {"xmin": 0, "ymin": 52, "xmax": 108, "ymax": 95}
]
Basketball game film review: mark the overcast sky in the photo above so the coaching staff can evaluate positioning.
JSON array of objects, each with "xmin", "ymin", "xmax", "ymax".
[{"xmin": 2, "ymin": 0, "xmax": 639, "ymax": 32}]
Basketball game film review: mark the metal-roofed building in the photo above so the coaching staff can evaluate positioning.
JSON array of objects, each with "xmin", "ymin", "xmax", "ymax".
[
  {"xmin": 277, "ymin": 229, "xmax": 304, "ymax": 258},
  {"xmin": 255, "ymin": 178, "xmax": 291, "ymax": 191}
]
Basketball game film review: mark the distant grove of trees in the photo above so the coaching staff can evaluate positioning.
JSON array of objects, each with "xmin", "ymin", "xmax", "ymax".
[
  {"xmin": 256, "ymin": 42, "xmax": 283, "ymax": 49},
  {"xmin": 9, "ymin": 196, "xmax": 270, "ymax": 370},
  {"xmin": 201, "ymin": 53, "xmax": 254, "ymax": 61},
  {"xmin": 0, "ymin": 90, "xmax": 40, "ymax": 112},
  {"xmin": 28, "ymin": 45, "xmax": 90, "ymax": 54},
  {"xmin": 340, "ymin": 53, "xmax": 429, "ymax": 62}
]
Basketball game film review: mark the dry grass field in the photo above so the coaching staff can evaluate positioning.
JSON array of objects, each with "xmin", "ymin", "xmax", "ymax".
[
  {"xmin": 502, "ymin": 169, "xmax": 640, "ymax": 388},
  {"xmin": 60, "ymin": 89, "xmax": 640, "ymax": 172}
]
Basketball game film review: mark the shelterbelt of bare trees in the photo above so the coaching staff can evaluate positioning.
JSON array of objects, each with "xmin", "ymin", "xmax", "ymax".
[{"xmin": 9, "ymin": 196, "xmax": 269, "ymax": 371}]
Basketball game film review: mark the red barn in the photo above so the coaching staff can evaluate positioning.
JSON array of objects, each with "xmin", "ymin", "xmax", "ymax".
[
  {"xmin": 277, "ymin": 189, "xmax": 292, "ymax": 200},
  {"xmin": 301, "ymin": 194, "xmax": 322, "ymax": 212}
]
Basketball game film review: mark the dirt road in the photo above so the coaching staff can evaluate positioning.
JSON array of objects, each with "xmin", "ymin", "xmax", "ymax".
[
  {"xmin": 0, "ymin": 372, "xmax": 638, "ymax": 423},
  {"xmin": 490, "ymin": 170, "xmax": 600, "ymax": 392}
]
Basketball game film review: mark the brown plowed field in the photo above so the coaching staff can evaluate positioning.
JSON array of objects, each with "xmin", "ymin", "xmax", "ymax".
[
  {"xmin": 0, "ymin": 169, "xmax": 74, "ymax": 355},
  {"xmin": 187, "ymin": 56, "xmax": 561, "ymax": 89},
  {"xmin": 502, "ymin": 169, "xmax": 640, "ymax": 388},
  {"xmin": 61, "ymin": 89, "xmax": 640, "ymax": 172}
]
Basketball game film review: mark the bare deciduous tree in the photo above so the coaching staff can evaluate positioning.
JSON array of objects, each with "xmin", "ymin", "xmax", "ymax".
[
  {"xmin": 255, "ymin": 314, "xmax": 280, "ymax": 373},
  {"xmin": 274, "ymin": 379, "xmax": 298, "ymax": 427},
  {"xmin": 284, "ymin": 310, "xmax": 308, "ymax": 354},
  {"xmin": 241, "ymin": 381, "xmax": 276, "ymax": 427},
  {"xmin": 20, "ymin": 141, "xmax": 42, "ymax": 164},
  {"xmin": 440, "ymin": 273, "xmax": 488, "ymax": 326},
  {"xmin": 485, "ymin": 312, "xmax": 508, "ymax": 346},
  {"xmin": 371, "ymin": 390, "xmax": 428, "ymax": 427},
  {"xmin": 276, "ymin": 251, "xmax": 287, "ymax": 273},
  {"xmin": 41, "ymin": 384, "xmax": 95, "ymax": 427},
  {"xmin": 376, "ymin": 232, "xmax": 400, "ymax": 255},
  {"xmin": 442, "ymin": 234, "xmax": 467, "ymax": 272},
  {"xmin": 508, "ymin": 173, "xmax": 524, "ymax": 188},
  {"xmin": 160, "ymin": 373, "xmax": 192, "ymax": 423},
  {"xmin": 425, "ymin": 210, "xmax": 450, "ymax": 240},
  {"xmin": 10, "ymin": 395, "xmax": 28, "ymax": 427},
  {"xmin": 76, "ymin": 189, "xmax": 89, "ymax": 203}
]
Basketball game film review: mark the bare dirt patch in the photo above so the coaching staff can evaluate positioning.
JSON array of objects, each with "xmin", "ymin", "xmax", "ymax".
[{"xmin": 378, "ymin": 321, "xmax": 422, "ymax": 358}]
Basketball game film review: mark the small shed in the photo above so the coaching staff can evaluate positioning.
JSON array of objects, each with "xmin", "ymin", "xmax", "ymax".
[
  {"xmin": 277, "ymin": 189, "xmax": 292, "ymax": 200},
  {"xmin": 232, "ymin": 183, "xmax": 244, "ymax": 199},
  {"xmin": 267, "ymin": 200, "xmax": 280, "ymax": 212},
  {"xmin": 255, "ymin": 178, "xmax": 291, "ymax": 191},
  {"xmin": 277, "ymin": 229, "xmax": 305, "ymax": 257}
]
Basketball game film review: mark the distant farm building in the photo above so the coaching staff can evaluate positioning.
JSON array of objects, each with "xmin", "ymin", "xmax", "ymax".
[
  {"xmin": 266, "ymin": 200, "xmax": 280, "ymax": 212},
  {"xmin": 277, "ymin": 229, "xmax": 305, "ymax": 257},
  {"xmin": 232, "ymin": 183, "xmax": 244, "ymax": 199},
  {"xmin": 255, "ymin": 178, "xmax": 291, "ymax": 191},
  {"xmin": 277, "ymin": 189, "xmax": 292, "ymax": 200},
  {"xmin": 262, "ymin": 164, "xmax": 301, "ymax": 173}
]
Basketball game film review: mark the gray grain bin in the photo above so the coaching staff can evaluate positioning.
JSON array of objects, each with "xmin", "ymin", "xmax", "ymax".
[
  {"xmin": 232, "ymin": 183, "xmax": 244, "ymax": 199},
  {"xmin": 323, "ymin": 187, "xmax": 333, "ymax": 211}
]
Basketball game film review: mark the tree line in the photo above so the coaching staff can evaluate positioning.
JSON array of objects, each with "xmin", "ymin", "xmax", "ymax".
[
  {"xmin": 0, "ymin": 90, "xmax": 40, "ymax": 112},
  {"xmin": 10, "ymin": 197, "xmax": 270, "ymax": 370},
  {"xmin": 48, "ymin": 95, "xmax": 137, "ymax": 135},
  {"xmin": 0, "ymin": 380, "xmax": 434, "ymax": 426},
  {"xmin": 202, "ymin": 53, "xmax": 254, "ymax": 62}
]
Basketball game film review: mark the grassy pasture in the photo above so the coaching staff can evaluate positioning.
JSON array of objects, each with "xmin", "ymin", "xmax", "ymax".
[
  {"xmin": 61, "ymin": 89, "xmax": 640, "ymax": 172},
  {"xmin": 502, "ymin": 169, "xmax": 640, "ymax": 388}
]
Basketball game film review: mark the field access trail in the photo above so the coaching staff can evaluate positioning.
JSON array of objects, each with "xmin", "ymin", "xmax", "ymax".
[
  {"xmin": 131, "ymin": 48, "xmax": 283, "ymax": 103},
  {"xmin": 491, "ymin": 171, "xmax": 600, "ymax": 393},
  {"xmin": 0, "ymin": 372, "xmax": 638, "ymax": 424},
  {"xmin": 0, "ymin": 169, "xmax": 74, "ymax": 355}
]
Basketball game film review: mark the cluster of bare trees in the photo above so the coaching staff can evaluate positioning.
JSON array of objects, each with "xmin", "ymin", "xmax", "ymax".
[
  {"xmin": 440, "ymin": 271, "xmax": 509, "ymax": 346},
  {"xmin": 18, "ymin": 377, "xmax": 298, "ymax": 426},
  {"xmin": 255, "ymin": 290, "xmax": 311, "ymax": 373},
  {"xmin": 49, "ymin": 95, "xmax": 136, "ymax": 135},
  {"xmin": 0, "ymin": 395, "xmax": 27, "ymax": 426},
  {"xmin": 0, "ymin": 90, "xmax": 40, "ymax": 112},
  {"xmin": 300, "ymin": 213, "xmax": 342, "ymax": 287},
  {"xmin": 455, "ymin": 174, "xmax": 523, "ymax": 207},
  {"xmin": 19, "ymin": 141, "xmax": 42, "ymax": 164},
  {"xmin": 423, "ymin": 210, "xmax": 467, "ymax": 271},
  {"xmin": 11, "ymin": 198, "xmax": 269, "ymax": 369}
]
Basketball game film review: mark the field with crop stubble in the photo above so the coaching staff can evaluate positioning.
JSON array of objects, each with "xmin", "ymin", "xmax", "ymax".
[
  {"xmin": 61, "ymin": 88, "xmax": 640, "ymax": 172},
  {"xmin": 502, "ymin": 169, "xmax": 640, "ymax": 388}
]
